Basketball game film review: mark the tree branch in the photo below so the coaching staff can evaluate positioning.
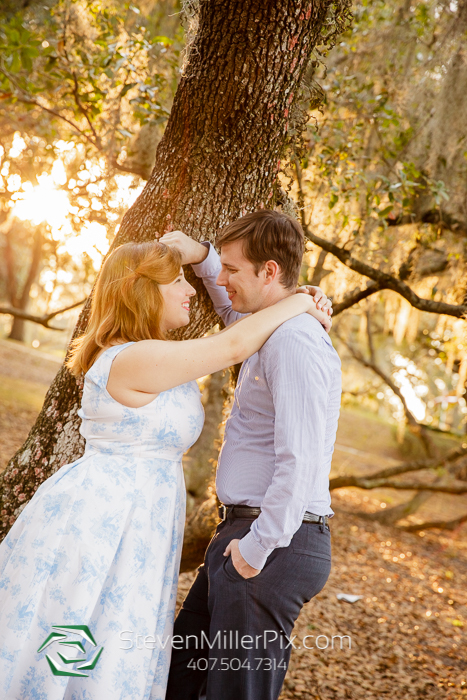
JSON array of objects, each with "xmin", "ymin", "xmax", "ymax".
[
  {"xmin": 329, "ymin": 442, "xmax": 467, "ymax": 489},
  {"xmin": 334, "ymin": 476, "xmax": 467, "ymax": 493},
  {"xmin": 305, "ymin": 226, "xmax": 467, "ymax": 318},
  {"xmin": 399, "ymin": 512, "xmax": 467, "ymax": 532},
  {"xmin": 338, "ymin": 311, "xmax": 436, "ymax": 456},
  {"xmin": 336, "ymin": 329, "xmax": 421, "ymax": 428},
  {"xmin": 71, "ymin": 73, "xmax": 103, "ymax": 150},
  {"xmin": 0, "ymin": 299, "xmax": 86, "ymax": 329},
  {"xmin": 0, "ymin": 90, "xmax": 98, "ymax": 150},
  {"xmin": 0, "ymin": 71, "xmax": 145, "ymax": 178},
  {"xmin": 108, "ymin": 157, "xmax": 149, "ymax": 178},
  {"xmin": 292, "ymin": 157, "xmax": 466, "ymax": 318},
  {"xmin": 333, "ymin": 281, "xmax": 385, "ymax": 315},
  {"xmin": 357, "ymin": 490, "xmax": 433, "ymax": 525}
]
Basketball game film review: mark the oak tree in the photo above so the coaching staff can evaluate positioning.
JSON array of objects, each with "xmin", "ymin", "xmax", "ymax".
[{"xmin": 0, "ymin": 0, "xmax": 352, "ymax": 565}]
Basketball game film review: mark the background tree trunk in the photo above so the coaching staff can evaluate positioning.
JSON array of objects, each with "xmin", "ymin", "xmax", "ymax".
[
  {"xmin": 183, "ymin": 370, "xmax": 230, "ymax": 508},
  {"xmin": 5, "ymin": 227, "xmax": 43, "ymax": 343},
  {"xmin": 0, "ymin": 0, "xmax": 350, "ymax": 558}
]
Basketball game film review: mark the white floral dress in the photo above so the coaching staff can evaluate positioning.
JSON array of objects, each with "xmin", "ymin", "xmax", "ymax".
[{"xmin": 0, "ymin": 342, "xmax": 204, "ymax": 700}]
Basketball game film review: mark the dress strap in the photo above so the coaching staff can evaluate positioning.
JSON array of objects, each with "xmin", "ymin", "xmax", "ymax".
[
  {"xmin": 103, "ymin": 342, "xmax": 135, "ymax": 361},
  {"xmin": 85, "ymin": 342, "xmax": 135, "ymax": 390}
]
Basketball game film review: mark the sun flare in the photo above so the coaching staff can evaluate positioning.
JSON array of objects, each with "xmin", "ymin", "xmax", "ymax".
[{"xmin": 6, "ymin": 139, "xmax": 143, "ymax": 270}]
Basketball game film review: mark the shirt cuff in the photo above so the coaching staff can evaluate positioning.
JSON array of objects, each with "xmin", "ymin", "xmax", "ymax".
[
  {"xmin": 191, "ymin": 242, "xmax": 220, "ymax": 278},
  {"xmin": 238, "ymin": 531, "xmax": 272, "ymax": 571}
]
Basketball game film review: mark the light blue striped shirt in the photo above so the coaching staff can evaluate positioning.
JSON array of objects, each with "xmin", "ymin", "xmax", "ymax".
[{"xmin": 192, "ymin": 244, "xmax": 342, "ymax": 570}]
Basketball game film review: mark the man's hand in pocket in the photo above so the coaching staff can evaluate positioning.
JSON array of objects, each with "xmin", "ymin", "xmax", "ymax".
[{"xmin": 223, "ymin": 539, "xmax": 261, "ymax": 579}]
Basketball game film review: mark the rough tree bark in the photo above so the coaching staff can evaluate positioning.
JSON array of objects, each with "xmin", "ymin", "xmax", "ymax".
[{"xmin": 0, "ymin": 0, "xmax": 351, "ymax": 559}]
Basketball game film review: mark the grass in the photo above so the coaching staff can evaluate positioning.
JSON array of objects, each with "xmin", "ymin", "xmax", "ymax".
[
  {"xmin": 0, "ymin": 374, "xmax": 49, "ymax": 473},
  {"xmin": 0, "ymin": 374, "xmax": 48, "ymax": 413}
]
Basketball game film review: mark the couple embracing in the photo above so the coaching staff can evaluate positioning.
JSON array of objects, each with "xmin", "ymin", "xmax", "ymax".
[{"xmin": 0, "ymin": 209, "xmax": 341, "ymax": 700}]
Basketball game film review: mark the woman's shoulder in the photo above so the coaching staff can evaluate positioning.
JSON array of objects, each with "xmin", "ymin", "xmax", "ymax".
[
  {"xmin": 85, "ymin": 342, "xmax": 135, "ymax": 384},
  {"xmin": 93, "ymin": 341, "xmax": 136, "ymax": 363}
]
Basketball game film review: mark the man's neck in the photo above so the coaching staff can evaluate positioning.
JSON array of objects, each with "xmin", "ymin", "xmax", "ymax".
[{"xmin": 254, "ymin": 286, "xmax": 294, "ymax": 312}]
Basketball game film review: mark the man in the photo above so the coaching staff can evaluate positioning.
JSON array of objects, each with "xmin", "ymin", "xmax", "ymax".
[{"xmin": 160, "ymin": 210, "xmax": 341, "ymax": 700}]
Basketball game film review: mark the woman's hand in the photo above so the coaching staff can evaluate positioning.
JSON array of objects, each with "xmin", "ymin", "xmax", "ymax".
[
  {"xmin": 159, "ymin": 230, "xmax": 208, "ymax": 265},
  {"xmin": 296, "ymin": 285, "xmax": 333, "ymax": 316},
  {"xmin": 303, "ymin": 295, "xmax": 332, "ymax": 333}
]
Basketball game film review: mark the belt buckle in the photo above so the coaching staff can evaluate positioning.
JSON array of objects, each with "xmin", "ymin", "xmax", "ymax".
[{"xmin": 218, "ymin": 504, "xmax": 227, "ymax": 521}]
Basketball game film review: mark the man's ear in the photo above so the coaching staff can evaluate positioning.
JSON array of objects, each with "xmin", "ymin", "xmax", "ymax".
[{"xmin": 262, "ymin": 260, "xmax": 281, "ymax": 284}]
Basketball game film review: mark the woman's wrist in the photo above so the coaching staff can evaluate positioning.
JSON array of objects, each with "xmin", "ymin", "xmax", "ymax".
[{"xmin": 302, "ymin": 294, "xmax": 317, "ymax": 311}]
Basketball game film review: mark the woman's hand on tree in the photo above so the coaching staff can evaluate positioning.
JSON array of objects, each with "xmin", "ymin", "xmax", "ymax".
[{"xmin": 159, "ymin": 231, "xmax": 209, "ymax": 265}]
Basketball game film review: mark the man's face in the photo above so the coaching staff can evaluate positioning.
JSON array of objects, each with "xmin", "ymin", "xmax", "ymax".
[{"xmin": 216, "ymin": 240, "xmax": 269, "ymax": 313}]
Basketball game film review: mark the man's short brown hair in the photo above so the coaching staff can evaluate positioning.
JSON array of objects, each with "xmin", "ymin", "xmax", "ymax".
[{"xmin": 215, "ymin": 210, "xmax": 305, "ymax": 290}]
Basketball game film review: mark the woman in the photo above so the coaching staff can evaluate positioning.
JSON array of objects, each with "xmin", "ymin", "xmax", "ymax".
[{"xmin": 0, "ymin": 240, "xmax": 330, "ymax": 700}]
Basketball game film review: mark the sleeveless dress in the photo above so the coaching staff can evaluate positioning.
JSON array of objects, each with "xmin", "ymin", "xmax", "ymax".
[{"xmin": 0, "ymin": 342, "xmax": 204, "ymax": 700}]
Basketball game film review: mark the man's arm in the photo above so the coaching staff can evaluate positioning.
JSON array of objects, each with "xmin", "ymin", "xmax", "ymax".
[
  {"xmin": 191, "ymin": 242, "xmax": 246, "ymax": 326},
  {"xmin": 237, "ymin": 329, "xmax": 333, "ymax": 571},
  {"xmin": 159, "ymin": 232, "xmax": 245, "ymax": 327}
]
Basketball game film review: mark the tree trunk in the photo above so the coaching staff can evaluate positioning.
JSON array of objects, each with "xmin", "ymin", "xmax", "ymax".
[
  {"xmin": 8, "ymin": 314, "xmax": 26, "ymax": 343},
  {"xmin": 0, "ymin": 0, "xmax": 347, "ymax": 551},
  {"xmin": 183, "ymin": 369, "xmax": 230, "ymax": 509},
  {"xmin": 6, "ymin": 227, "xmax": 43, "ymax": 343}
]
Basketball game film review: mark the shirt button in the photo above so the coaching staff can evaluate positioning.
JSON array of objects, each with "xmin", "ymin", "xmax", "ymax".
[{"xmin": 255, "ymin": 376, "xmax": 259, "ymax": 381}]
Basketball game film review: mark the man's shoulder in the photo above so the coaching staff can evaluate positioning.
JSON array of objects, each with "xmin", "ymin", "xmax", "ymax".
[
  {"xmin": 266, "ymin": 314, "xmax": 334, "ymax": 348},
  {"xmin": 258, "ymin": 313, "xmax": 341, "ymax": 372}
]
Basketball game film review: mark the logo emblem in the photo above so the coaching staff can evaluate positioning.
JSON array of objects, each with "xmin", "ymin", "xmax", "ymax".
[{"xmin": 37, "ymin": 625, "xmax": 104, "ymax": 677}]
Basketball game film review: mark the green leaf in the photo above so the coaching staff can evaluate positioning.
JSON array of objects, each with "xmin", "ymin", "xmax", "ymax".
[
  {"xmin": 10, "ymin": 51, "xmax": 21, "ymax": 73},
  {"xmin": 21, "ymin": 49, "xmax": 33, "ymax": 72},
  {"xmin": 378, "ymin": 205, "xmax": 393, "ymax": 218},
  {"xmin": 154, "ymin": 35, "xmax": 173, "ymax": 47},
  {"xmin": 120, "ymin": 82, "xmax": 137, "ymax": 98}
]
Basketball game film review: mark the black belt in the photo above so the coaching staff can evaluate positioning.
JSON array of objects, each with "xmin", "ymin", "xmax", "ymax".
[{"xmin": 218, "ymin": 504, "xmax": 330, "ymax": 529}]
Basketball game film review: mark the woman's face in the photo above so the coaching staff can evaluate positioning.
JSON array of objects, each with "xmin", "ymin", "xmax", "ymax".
[{"xmin": 159, "ymin": 268, "xmax": 196, "ymax": 332}]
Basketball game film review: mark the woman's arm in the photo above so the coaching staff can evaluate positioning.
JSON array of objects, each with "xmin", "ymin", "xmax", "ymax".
[{"xmin": 109, "ymin": 294, "xmax": 328, "ymax": 395}]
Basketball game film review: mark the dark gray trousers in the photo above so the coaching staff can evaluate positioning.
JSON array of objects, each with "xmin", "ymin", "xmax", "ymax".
[{"xmin": 166, "ymin": 514, "xmax": 331, "ymax": 700}]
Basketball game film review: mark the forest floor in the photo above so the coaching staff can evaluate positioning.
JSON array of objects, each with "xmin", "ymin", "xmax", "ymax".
[
  {"xmin": 177, "ymin": 500, "xmax": 467, "ymax": 700},
  {"xmin": 0, "ymin": 339, "xmax": 61, "ymax": 473},
  {"xmin": 1, "ymin": 339, "xmax": 466, "ymax": 699}
]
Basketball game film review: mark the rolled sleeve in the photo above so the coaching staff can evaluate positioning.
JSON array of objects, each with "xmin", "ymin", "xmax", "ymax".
[{"xmin": 238, "ymin": 328, "xmax": 329, "ymax": 570}]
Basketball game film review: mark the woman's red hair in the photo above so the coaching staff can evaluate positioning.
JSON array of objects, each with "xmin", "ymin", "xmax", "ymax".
[{"xmin": 67, "ymin": 240, "xmax": 182, "ymax": 376}]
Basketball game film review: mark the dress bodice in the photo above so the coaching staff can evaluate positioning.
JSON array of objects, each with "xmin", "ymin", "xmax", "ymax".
[{"xmin": 78, "ymin": 342, "xmax": 204, "ymax": 461}]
